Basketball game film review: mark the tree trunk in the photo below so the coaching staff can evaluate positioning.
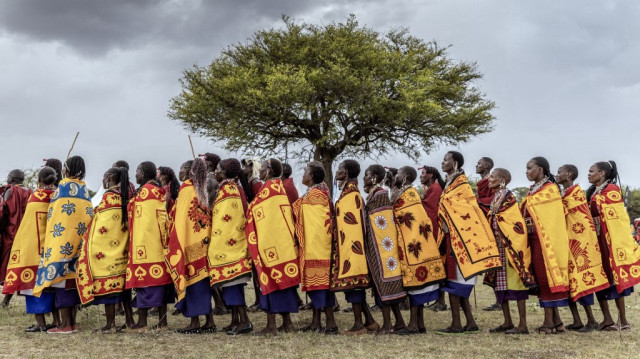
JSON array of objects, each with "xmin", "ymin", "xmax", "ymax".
[{"xmin": 314, "ymin": 149, "xmax": 336, "ymax": 197}]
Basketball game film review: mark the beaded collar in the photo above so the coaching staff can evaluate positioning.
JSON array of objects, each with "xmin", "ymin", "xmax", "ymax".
[
  {"xmin": 528, "ymin": 176, "xmax": 549, "ymax": 195},
  {"xmin": 444, "ymin": 170, "xmax": 463, "ymax": 189}
]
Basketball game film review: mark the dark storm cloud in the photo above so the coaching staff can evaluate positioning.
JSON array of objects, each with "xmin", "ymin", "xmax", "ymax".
[{"xmin": 0, "ymin": 0, "xmax": 324, "ymax": 56}]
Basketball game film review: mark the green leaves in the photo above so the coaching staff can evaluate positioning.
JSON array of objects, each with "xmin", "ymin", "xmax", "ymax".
[{"xmin": 169, "ymin": 15, "xmax": 495, "ymax": 180}]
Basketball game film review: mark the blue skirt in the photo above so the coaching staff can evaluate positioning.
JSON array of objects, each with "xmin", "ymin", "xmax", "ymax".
[
  {"xmin": 93, "ymin": 290, "xmax": 132, "ymax": 305},
  {"xmin": 408, "ymin": 290, "xmax": 439, "ymax": 307},
  {"xmin": 222, "ymin": 284, "xmax": 246, "ymax": 307},
  {"xmin": 175, "ymin": 278, "xmax": 212, "ymax": 317},
  {"xmin": 539, "ymin": 298, "xmax": 569, "ymax": 308},
  {"xmin": 344, "ymin": 290, "xmax": 366, "ymax": 304},
  {"xmin": 132, "ymin": 284, "xmax": 174, "ymax": 309},
  {"xmin": 441, "ymin": 281, "xmax": 474, "ymax": 299},
  {"xmin": 54, "ymin": 288, "xmax": 80, "ymax": 309},
  {"xmin": 25, "ymin": 293, "xmax": 54, "ymax": 314},
  {"xmin": 576, "ymin": 293, "xmax": 594, "ymax": 306},
  {"xmin": 596, "ymin": 286, "xmax": 634, "ymax": 302},
  {"xmin": 496, "ymin": 290, "xmax": 528, "ymax": 304},
  {"xmin": 307, "ymin": 290, "xmax": 335, "ymax": 309},
  {"xmin": 259, "ymin": 287, "xmax": 299, "ymax": 314}
]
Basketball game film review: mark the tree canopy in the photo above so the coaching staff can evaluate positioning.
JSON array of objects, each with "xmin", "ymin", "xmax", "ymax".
[{"xmin": 169, "ymin": 15, "xmax": 495, "ymax": 189}]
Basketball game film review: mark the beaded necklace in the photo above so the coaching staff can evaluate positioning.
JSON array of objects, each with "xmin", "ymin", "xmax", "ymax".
[
  {"xmin": 444, "ymin": 170, "xmax": 462, "ymax": 189},
  {"xmin": 489, "ymin": 188, "xmax": 508, "ymax": 216},
  {"xmin": 594, "ymin": 180, "xmax": 610, "ymax": 196},
  {"xmin": 528, "ymin": 176, "xmax": 549, "ymax": 195}
]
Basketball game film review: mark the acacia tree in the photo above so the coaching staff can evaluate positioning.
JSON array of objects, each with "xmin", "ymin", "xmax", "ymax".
[{"xmin": 169, "ymin": 15, "xmax": 495, "ymax": 190}]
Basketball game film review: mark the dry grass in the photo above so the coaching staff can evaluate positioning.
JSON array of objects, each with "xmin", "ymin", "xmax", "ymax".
[{"xmin": 0, "ymin": 281, "xmax": 639, "ymax": 359}]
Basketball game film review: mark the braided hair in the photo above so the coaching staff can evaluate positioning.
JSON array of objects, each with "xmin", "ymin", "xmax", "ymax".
[
  {"xmin": 530, "ymin": 156, "xmax": 556, "ymax": 183},
  {"xmin": 44, "ymin": 158, "xmax": 63, "ymax": 186},
  {"xmin": 113, "ymin": 160, "xmax": 129, "ymax": 170},
  {"xmin": 586, "ymin": 161, "xmax": 620, "ymax": 203},
  {"xmin": 138, "ymin": 161, "xmax": 157, "ymax": 184},
  {"xmin": 191, "ymin": 158, "xmax": 209, "ymax": 207},
  {"xmin": 158, "ymin": 166, "xmax": 180, "ymax": 202},
  {"xmin": 422, "ymin": 166, "xmax": 445, "ymax": 188},
  {"xmin": 105, "ymin": 167, "xmax": 130, "ymax": 230},
  {"xmin": 65, "ymin": 156, "xmax": 86, "ymax": 180}
]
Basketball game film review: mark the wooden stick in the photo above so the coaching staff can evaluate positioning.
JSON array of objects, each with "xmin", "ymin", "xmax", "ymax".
[
  {"xmin": 66, "ymin": 132, "xmax": 80, "ymax": 160},
  {"xmin": 188, "ymin": 135, "xmax": 196, "ymax": 159}
]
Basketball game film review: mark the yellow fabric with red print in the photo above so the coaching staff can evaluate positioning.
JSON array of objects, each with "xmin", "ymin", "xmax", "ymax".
[
  {"xmin": 2, "ymin": 188, "xmax": 53, "ymax": 294},
  {"xmin": 165, "ymin": 180, "xmax": 212, "ymax": 302},
  {"xmin": 393, "ymin": 187, "xmax": 445, "ymax": 289},
  {"xmin": 76, "ymin": 191, "xmax": 129, "ymax": 305},
  {"xmin": 438, "ymin": 174, "xmax": 501, "ymax": 279},
  {"xmin": 593, "ymin": 183, "xmax": 640, "ymax": 292},
  {"xmin": 126, "ymin": 182, "xmax": 171, "ymax": 289},
  {"xmin": 208, "ymin": 181, "xmax": 251, "ymax": 287},
  {"xmin": 562, "ymin": 185, "xmax": 609, "ymax": 300},
  {"xmin": 245, "ymin": 179, "xmax": 300, "ymax": 295},
  {"xmin": 521, "ymin": 182, "xmax": 570, "ymax": 293}
]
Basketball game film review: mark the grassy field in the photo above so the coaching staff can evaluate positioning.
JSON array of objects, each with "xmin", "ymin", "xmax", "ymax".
[{"xmin": 0, "ymin": 281, "xmax": 638, "ymax": 359}]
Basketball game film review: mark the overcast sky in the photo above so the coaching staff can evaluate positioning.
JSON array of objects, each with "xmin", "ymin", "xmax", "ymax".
[{"xmin": 1, "ymin": 0, "xmax": 638, "ymax": 193}]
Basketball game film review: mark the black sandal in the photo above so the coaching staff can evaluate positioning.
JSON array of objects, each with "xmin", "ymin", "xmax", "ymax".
[
  {"xmin": 199, "ymin": 326, "xmax": 218, "ymax": 334},
  {"xmin": 489, "ymin": 325, "xmax": 514, "ymax": 333},
  {"xmin": 537, "ymin": 326, "xmax": 555, "ymax": 334}
]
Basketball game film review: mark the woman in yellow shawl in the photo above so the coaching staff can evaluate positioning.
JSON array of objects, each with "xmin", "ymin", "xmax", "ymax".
[
  {"xmin": 245, "ymin": 158, "xmax": 300, "ymax": 335},
  {"xmin": 209, "ymin": 158, "xmax": 253, "ymax": 335},
  {"xmin": 521, "ymin": 157, "xmax": 570, "ymax": 334},
  {"xmin": 557, "ymin": 164, "xmax": 608, "ymax": 333},
  {"xmin": 34, "ymin": 156, "xmax": 93, "ymax": 334},
  {"xmin": 292, "ymin": 162, "xmax": 338, "ymax": 334},
  {"xmin": 165, "ymin": 158, "xmax": 216, "ymax": 334},
  {"xmin": 331, "ymin": 160, "xmax": 379, "ymax": 335},
  {"xmin": 392, "ymin": 166, "xmax": 445, "ymax": 335},
  {"xmin": 436, "ymin": 151, "xmax": 501, "ymax": 335},
  {"xmin": 485, "ymin": 169, "xmax": 535, "ymax": 335},
  {"xmin": 126, "ymin": 161, "xmax": 174, "ymax": 332},
  {"xmin": 587, "ymin": 161, "xmax": 640, "ymax": 331},
  {"xmin": 2, "ymin": 167, "xmax": 59, "ymax": 332},
  {"xmin": 76, "ymin": 167, "xmax": 135, "ymax": 333}
]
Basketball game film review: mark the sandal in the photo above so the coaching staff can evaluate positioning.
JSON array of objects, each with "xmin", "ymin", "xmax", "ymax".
[
  {"xmin": 199, "ymin": 326, "xmax": 218, "ymax": 334},
  {"xmin": 566, "ymin": 323, "xmax": 583, "ymax": 331},
  {"xmin": 463, "ymin": 325, "xmax": 479, "ymax": 334},
  {"xmin": 324, "ymin": 327, "xmax": 339, "ymax": 335},
  {"xmin": 554, "ymin": 323, "xmax": 566, "ymax": 334},
  {"xmin": 505, "ymin": 327, "xmax": 529, "ymax": 335},
  {"xmin": 577, "ymin": 323, "xmax": 598, "ymax": 333},
  {"xmin": 489, "ymin": 325, "xmax": 514, "ymax": 333},
  {"xmin": 536, "ymin": 326, "xmax": 555, "ymax": 334},
  {"xmin": 435, "ymin": 327, "xmax": 465, "ymax": 335},
  {"xmin": 599, "ymin": 323, "xmax": 618, "ymax": 331},
  {"xmin": 393, "ymin": 327, "xmax": 419, "ymax": 335}
]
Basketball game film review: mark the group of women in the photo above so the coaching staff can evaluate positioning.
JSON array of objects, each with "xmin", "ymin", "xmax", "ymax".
[{"xmin": 2, "ymin": 150, "xmax": 639, "ymax": 336}]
